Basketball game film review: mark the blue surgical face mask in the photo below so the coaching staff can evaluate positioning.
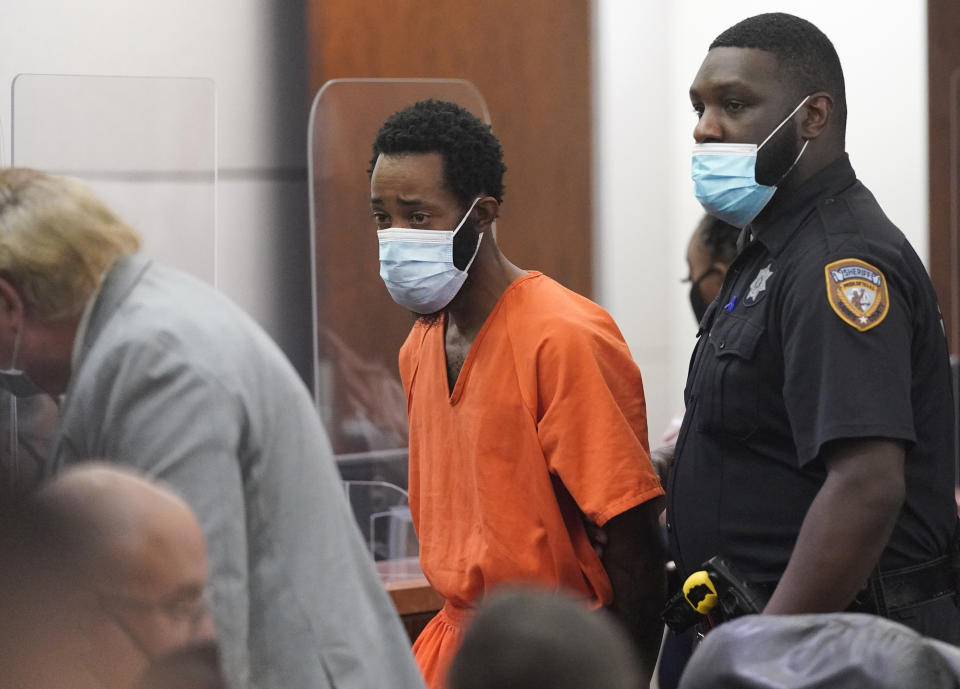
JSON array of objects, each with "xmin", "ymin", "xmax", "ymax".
[
  {"xmin": 692, "ymin": 96, "xmax": 810, "ymax": 229},
  {"xmin": 377, "ymin": 198, "xmax": 483, "ymax": 314}
]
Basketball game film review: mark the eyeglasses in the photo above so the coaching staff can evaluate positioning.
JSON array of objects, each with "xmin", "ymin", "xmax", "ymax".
[{"xmin": 95, "ymin": 590, "xmax": 212, "ymax": 657}]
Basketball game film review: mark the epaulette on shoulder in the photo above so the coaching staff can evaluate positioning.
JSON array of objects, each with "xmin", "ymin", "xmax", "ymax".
[{"xmin": 815, "ymin": 195, "xmax": 867, "ymax": 254}]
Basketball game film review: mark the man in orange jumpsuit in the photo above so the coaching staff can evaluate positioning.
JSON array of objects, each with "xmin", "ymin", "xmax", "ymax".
[{"xmin": 370, "ymin": 100, "xmax": 665, "ymax": 689}]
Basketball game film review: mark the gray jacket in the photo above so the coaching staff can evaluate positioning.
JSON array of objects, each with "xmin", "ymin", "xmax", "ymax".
[{"xmin": 52, "ymin": 255, "xmax": 425, "ymax": 689}]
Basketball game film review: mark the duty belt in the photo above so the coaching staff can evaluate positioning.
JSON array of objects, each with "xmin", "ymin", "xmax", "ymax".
[
  {"xmin": 662, "ymin": 556, "xmax": 766, "ymax": 633},
  {"xmin": 663, "ymin": 554, "xmax": 959, "ymax": 633},
  {"xmin": 855, "ymin": 555, "xmax": 958, "ymax": 616},
  {"xmin": 749, "ymin": 556, "xmax": 958, "ymax": 617}
]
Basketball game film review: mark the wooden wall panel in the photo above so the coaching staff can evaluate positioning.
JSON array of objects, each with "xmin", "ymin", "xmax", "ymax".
[
  {"xmin": 306, "ymin": 1, "xmax": 591, "ymax": 458},
  {"xmin": 306, "ymin": 0, "xmax": 592, "ymax": 298},
  {"xmin": 929, "ymin": 0, "xmax": 960, "ymax": 355}
]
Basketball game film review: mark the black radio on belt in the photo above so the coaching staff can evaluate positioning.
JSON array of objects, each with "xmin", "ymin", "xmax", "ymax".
[{"xmin": 662, "ymin": 556, "xmax": 768, "ymax": 633}]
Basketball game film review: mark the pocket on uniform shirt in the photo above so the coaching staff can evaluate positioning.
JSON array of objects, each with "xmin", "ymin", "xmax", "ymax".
[{"xmin": 697, "ymin": 314, "xmax": 765, "ymax": 441}]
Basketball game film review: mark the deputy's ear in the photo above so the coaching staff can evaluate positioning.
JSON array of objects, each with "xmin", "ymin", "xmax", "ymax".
[
  {"xmin": 474, "ymin": 196, "xmax": 500, "ymax": 233},
  {"xmin": 800, "ymin": 92, "xmax": 834, "ymax": 140}
]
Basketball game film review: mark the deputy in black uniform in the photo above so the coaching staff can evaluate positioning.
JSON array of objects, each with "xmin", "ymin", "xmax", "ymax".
[{"xmin": 667, "ymin": 12, "xmax": 960, "ymax": 642}]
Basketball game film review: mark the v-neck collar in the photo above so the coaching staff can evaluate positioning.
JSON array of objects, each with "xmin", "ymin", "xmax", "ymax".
[{"xmin": 442, "ymin": 271, "xmax": 539, "ymax": 405}]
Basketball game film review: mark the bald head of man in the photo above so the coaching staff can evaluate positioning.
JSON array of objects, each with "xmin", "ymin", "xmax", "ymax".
[{"xmin": 2, "ymin": 463, "xmax": 216, "ymax": 689}]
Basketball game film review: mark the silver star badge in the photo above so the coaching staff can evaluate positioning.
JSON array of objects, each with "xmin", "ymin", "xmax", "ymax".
[{"xmin": 747, "ymin": 265, "xmax": 774, "ymax": 302}]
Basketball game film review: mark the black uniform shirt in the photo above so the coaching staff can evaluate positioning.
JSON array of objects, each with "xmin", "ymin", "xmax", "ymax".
[{"xmin": 667, "ymin": 154, "xmax": 957, "ymax": 582}]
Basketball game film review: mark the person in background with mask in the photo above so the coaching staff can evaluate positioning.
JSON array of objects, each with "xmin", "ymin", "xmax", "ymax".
[
  {"xmin": 0, "ymin": 169, "xmax": 425, "ymax": 689},
  {"xmin": 654, "ymin": 215, "xmax": 739, "ymax": 689},
  {"xmin": 657, "ymin": 214, "xmax": 740, "ymax": 458},
  {"xmin": 685, "ymin": 215, "xmax": 741, "ymax": 327},
  {"xmin": 369, "ymin": 99, "xmax": 665, "ymax": 689},
  {"xmin": 668, "ymin": 13, "xmax": 960, "ymax": 640}
]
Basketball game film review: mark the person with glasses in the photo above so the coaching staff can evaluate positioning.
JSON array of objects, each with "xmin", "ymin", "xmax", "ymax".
[
  {"xmin": 0, "ymin": 168, "xmax": 425, "ymax": 689},
  {"xmin": 0, "ymin": 464, "xmax": 214, "ymax": 689}
]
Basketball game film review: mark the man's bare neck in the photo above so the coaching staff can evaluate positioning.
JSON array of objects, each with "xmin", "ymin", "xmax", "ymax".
[
  {"xmin": 442, "ymin": 248, "xmax": 526, "ymax": 391},
  {"xmin": 445, "ymin": 252, "xmax": 526, "ymax": 340}
]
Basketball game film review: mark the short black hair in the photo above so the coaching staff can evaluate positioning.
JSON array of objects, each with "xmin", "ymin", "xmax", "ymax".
[
  {"xmin": 370, "ymin": 99, "xmax": 506, "ymax": 208},
  {"xmin": 699, "ymin": 215, "xmax": 740, "ymax": 266},
  {"xmin": 711, "ymin": 13, "xmax": 847, "ymax": 130},
  {"xmin": 447, "ymin": 589, "xmax": 640, "ymax": 689}
]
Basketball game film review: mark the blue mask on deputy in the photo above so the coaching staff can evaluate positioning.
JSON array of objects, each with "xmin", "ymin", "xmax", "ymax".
[{"xmin": 692, "ymin": 96, "xmax": 810, "ymax": 229}]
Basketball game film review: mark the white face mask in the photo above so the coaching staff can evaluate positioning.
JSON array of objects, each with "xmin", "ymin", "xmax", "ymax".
[{"xmin": 377, "ymin": 198, "xmax": 483, "ymax": 314}]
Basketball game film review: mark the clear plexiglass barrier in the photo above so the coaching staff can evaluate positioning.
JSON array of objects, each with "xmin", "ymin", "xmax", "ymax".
[
  {"xmin": 309, "ymin": 79, "xmax": 491, "ymax": 559},
  {"xmin": 3, "ymin": 74, "xmax": 216, "ymax": 497},
  {"xmin": 0, "ymin": 112, "xmax": 6, "ymax": 167}
]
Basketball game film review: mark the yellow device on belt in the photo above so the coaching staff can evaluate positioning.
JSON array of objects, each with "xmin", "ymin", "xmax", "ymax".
[{"xmin": 682, "ymin": 569, "xmax": 719, "ymax": 615}]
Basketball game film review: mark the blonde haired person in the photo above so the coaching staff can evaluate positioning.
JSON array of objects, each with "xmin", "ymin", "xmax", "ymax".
[
  {"xmin": 0, "ymin": 169, "xmax": 425, "ymax": 689},
  {"xmin": 0, "ymin": 169, "xmax": 140, "ymax": 318}
]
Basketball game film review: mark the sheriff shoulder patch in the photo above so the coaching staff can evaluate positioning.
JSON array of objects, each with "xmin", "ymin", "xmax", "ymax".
[{"xmin": 824, "ymin": 258, "xmax": 889, "ymax": 332}]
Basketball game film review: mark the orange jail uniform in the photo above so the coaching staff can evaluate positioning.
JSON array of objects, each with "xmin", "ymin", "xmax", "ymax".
[{"xmin": 399, "ymin": 271, "xmax": 663, "ymax": 689}]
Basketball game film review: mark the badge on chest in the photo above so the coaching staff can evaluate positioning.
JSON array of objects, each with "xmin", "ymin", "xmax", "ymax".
[{"xmin": 743, "ymin": 262, "xmax": 775, "ymax": 307}]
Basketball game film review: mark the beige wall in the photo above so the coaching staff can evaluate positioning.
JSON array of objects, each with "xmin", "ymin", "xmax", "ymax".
[
  {"xmin": 594, "ymin": 1, "xmax": 928, "ymax": 440},
  {"xmin": 0, "ymin": 0, "xmax": 314, "ymax": 381}
]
